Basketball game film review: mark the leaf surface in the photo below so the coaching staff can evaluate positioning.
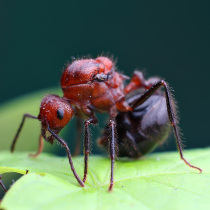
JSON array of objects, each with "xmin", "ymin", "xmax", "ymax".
[{"xmin": 0, "ymin": 149, "xmax": 209, "ymax": 210}]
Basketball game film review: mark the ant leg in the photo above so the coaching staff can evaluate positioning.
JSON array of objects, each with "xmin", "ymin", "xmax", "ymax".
[
  {"xmin": 29, "ymin": 134, "xmax": 44, "ymax": 158},
  {"xmin": 131, "ymin": 80, "xmax": 202, "ymax": 173},
  {"xmin": 11, "ymin": 114, "xmax": 38, "ymax": 153},
  {"xmin": 108, "ymin": 119, "xmax": 117, "ymax": 191},
  {"xmin": 0, "ymin": 175, "xmax": 7, "ymax": 192},
  {"xmin": 73, "ymin": 117, "xmax": 83, "ymax": 156},
  {"xmin": 124, "ymin": 71, "xmax": 160, "ymax": 94},
  {"xmin": 47, "ymin": 125, "xmax": 84, "ymax": 187},
  {"xmin": 83, "ymin": 117, "xmax": 98, "ymax": 183}
]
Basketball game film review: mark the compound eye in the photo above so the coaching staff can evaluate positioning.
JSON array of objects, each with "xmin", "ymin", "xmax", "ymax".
[{"xmin": 57, "ymin": 108, "xmax": 64, "ymax": 120}]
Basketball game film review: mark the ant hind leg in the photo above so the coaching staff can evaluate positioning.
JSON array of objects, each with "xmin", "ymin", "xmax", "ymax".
[
  {"xmin": 131, "ymin": 80, "xmax": 202, "ymax": 173},
  {"xmin": 124, "ymin": 71, "xmax": 160, "ymax": 94}
]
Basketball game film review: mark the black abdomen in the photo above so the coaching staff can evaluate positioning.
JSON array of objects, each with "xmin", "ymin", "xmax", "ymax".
[{"xmin": 99, "ymin": 92, "xmax": 171, "ymax": 158}]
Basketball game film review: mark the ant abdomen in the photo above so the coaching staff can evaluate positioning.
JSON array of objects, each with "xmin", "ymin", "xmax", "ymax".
[{"xmin": 99, "ymin": 90, "xmax": 171, "ymax": 158}]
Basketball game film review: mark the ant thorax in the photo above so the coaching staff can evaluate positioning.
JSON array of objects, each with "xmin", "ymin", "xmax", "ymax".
[{"xmin": 61, "ymin": 57, "xmax": 130, "ymax": 116}]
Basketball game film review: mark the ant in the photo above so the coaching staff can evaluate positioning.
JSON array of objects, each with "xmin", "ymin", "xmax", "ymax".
[{"xmin": 11, "ymin": 56, "xmax": 202, "ymax": 191}]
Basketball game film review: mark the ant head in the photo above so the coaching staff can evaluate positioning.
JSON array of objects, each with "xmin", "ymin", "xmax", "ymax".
[{"xmin": 38, "ymin": 95, "xmax": 74, "ymax": 140}]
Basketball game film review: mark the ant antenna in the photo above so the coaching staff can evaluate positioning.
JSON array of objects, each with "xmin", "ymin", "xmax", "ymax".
[{"xmin": 11, "ymin": 114, "xmax": 38, "ymax": 152}]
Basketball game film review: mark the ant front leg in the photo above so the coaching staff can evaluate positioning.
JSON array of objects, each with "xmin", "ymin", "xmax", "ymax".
[
  {"xmin": 131, "ymin": 80, "xmax": 202, "ymax": 173},
  {"xmin": 47, "ymin": 125, "xmax": 84, "ymax": 187},
  {"xmin": 83, "ymin": 117, "xmax": 98, "ymax": 183}
]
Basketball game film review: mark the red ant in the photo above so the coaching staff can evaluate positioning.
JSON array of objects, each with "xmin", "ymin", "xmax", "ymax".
[{"xmin": 11, "ymin": 56, "xmax": 202, "ymax": 191}]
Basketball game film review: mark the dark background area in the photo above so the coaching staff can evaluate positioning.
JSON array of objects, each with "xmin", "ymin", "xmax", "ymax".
[{"xmin": 0, "ymin": 0, "xmax": 209, "ymax": 152}]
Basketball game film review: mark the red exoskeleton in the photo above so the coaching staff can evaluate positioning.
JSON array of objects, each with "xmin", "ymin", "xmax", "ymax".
[{"xmin": 11, "ymin": 56, "xmax": 202, "ymax": 191}]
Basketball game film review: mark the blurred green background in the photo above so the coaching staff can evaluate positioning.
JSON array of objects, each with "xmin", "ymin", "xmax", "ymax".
[{"xmin": 0, "ymin": 0, "xmax": 209, "ymax": 155}]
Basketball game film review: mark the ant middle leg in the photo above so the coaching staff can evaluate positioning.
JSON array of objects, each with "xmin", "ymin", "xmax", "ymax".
[
  {"xmin": 130, "ymin": 80, "xmax": 202, "ymax": 173},
  {"xmin": 108, "ymin": 118, "xmax": 117, "ymax": 191},
  {"xmin": 83, "ymin": 117, "xmax": 98, "ymax": 183}
]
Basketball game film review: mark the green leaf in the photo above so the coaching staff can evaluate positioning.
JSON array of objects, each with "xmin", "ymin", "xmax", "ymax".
[{"xmin": 0, "ymin": 149, "xmax": 210, "ymax": 210}]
